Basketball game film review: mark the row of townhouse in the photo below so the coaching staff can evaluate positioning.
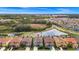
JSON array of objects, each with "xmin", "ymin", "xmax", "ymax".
[{"xmin": 0, "ymin": 36, "xmax": 78, "ymax": 49}]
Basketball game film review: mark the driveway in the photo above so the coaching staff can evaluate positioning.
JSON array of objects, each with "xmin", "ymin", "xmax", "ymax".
[
  {"xmin": 33, "ymin": 47, "xmax": 38, "ymax": 51},
  {"xmin": 26, "ymin": 47, "xmax": 30, "ymax": 51},
  {"xmin": 0, "ymin": 47, "xmax": 5, "ymax": 51}
]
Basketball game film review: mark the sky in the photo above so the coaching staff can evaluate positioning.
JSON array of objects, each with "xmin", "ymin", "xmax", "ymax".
[{"xmin": 0, "ymin": 7, "xmax": 79, "ymax": 14}]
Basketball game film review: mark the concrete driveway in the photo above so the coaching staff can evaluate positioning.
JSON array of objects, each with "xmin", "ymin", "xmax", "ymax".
[
  {"xmin": 33, "ymin": 47, "xmax": 38, "ymax": 51},
  {"xmin": 59, "ymin": 47, "xmax": 63, "ymax": 51},
  {"xmin": 0, "ymin": 47, "xmax": 5, "ymax": 51},
  {"xmin": 26, "ymin": 47, "xmax": 30, "ymax": 51},
  {"xmin": 51, "ymin": 46, "xmax": 55, "ymax": 50}
]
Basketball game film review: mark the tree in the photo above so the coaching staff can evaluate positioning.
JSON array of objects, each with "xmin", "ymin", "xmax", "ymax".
[{"xmin": 14, "ymin": 24, "xmax": 31, "ymax": 32}]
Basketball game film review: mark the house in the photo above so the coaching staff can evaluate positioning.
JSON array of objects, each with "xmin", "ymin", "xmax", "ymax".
[
  {"xmin": 20, "ymin": 36, "xmax": 32, "ymax": 47},
  {"xmin": 53, "ymin": 37, "xmax": 62, "ymax": 47},
  {"xmin": 63, "ymin": 37, "xmax": 78, "ymax": 48},
  {"xmin": 58, "ymin": 37, "xmax": 67, "ymax": 48},
  {"xmin": 53, "ymin": 36, "xmax": 68, "ymax": 48},
  {"xmin": 34, "ymin": 36, "xmax": 43, "ymax": 47},
  {"xmin": 0, "ymin": 37, "xmax": 11, "ymax": 47},
  {"xmin": 44, "ymin": 36, "xmax": 53, "ymax": 48},
  {"xmin": 9, "ymin": 37, "xmax": 22, "ymax": 48},
  {"xmin": 63, "ymin": 37, "xmax": 77, "ymax": 44}
]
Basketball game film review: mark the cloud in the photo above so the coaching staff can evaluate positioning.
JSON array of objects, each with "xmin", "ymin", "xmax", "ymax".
[
  {"xmin": 54, "ymin": 8, "xmax": 71, "ymax": 14},
  {"xmin": 0, "ymin": 7, "xmax": 78, "ymax": 14}
]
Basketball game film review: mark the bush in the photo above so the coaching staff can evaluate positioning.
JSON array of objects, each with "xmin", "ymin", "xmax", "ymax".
[
  {"xmin": 47, "ymin": 21, "xmax": 52, "ymax": 27},
  {"xmin": 20, "ymin": 43, "xmax": 26, "ymax": 48},
  {"xmin": 67, "ymin": 43, "xmax": 72, "ymax": 48}
]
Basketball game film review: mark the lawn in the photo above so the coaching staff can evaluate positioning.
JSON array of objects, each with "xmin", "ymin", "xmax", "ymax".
[
  {"xmin": 21, "ymin": 32, "xmax": 36, "ymax": 38},
  {"xmin": 67, "ymin": 48, "xmax": 76, "ymax": 50},
  {"xmin": 0, "ymin": 25, "xmax": 13, "ymax": 33}
]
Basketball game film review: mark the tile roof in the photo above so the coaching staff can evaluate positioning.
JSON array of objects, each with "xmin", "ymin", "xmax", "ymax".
[
  {"xmin": 21, "ymin": 37, "xmax": 32, "ymax": 46},
  {"xmin": 44, "ymin": 37, "xmax": 53, "ymax": 46},
  {"xmin": 34, "ymin": 37, "xmax": 43, "ymax": 46},
  {"xmin": 9, "ymin": 37, "xmax": 22, "ymax": 43},
  {"xmin": 34, "ymin": 37, "xmax": 42, "ymax": 42},
  {"xmin": 0, "ymin": 37, "xmax": 11, "ymax": 44},
  {"xmin": 64, "ymin": 38, "xmax": 77, "ymax": 44},
  {"xmin": 21, "ymin": 37, "xmax": 32, "ymax": 42}
]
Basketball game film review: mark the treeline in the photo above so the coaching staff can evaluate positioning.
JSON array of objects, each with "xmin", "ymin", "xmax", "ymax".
[
  {"xmin": 0, "ymin": 14, "xmax": 51, "ymax": 19},
  {"xmin": 14, "ymin": 21, "xmax": 52, "ymax": 32},
  {"xmin": 14, "ymin": 24, "xmax": 45, "ymax": 32}
]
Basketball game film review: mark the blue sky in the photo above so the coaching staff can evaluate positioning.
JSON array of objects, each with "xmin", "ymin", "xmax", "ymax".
[{"xmin": 0, "ymin": 7, "xmax": 79, "ymax": 14}]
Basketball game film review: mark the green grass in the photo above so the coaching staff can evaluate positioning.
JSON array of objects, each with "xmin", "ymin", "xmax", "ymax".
[
  {"xmin": 16, "ymin": 47, "xmax": 26, "ymax": 50},
  {"xmin": 0, "ymin": 25, "xmax": 13, "ymax": 33},
  {"xmin": 20, "ymin": 32, "xmax": 36, "ymax": 37},
  {"xmin": 67, "ymin": 48, "xmax": 76, "ymax": 50}
]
